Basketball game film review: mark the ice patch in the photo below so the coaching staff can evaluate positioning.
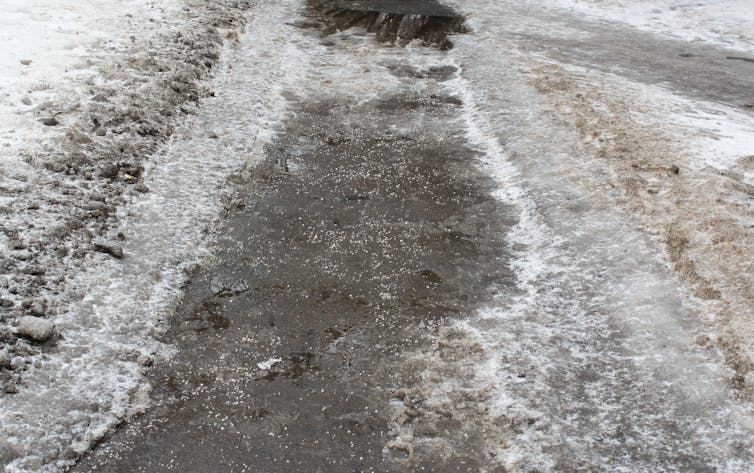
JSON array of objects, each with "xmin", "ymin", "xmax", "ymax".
[
  {"xmin": 434, "ymin": 10, "xmax": 754, "ymax": 469},
  {"xmin": 256, "ymin": 357, "xmax": 282, "ymax": 371}
]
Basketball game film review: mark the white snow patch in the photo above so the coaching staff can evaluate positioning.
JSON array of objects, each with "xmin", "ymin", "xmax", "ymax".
[
  {"xmin": 256, "ymin": 357, "xmax": 282, "ymax": 371},
  {"xmin": 0, "ymin": 0, "xmax": 182, "ymax": 158}
]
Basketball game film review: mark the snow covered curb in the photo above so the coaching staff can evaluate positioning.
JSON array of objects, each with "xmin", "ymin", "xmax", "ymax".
[{"xmin": 1, "ymin": 0, "xmax": 256, "ymax": 470}]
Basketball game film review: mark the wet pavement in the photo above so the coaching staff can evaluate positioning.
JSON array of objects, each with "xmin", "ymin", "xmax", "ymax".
[
  {"xmin": 74, "ymin": 4, "xmax": 514, "ymax": 471},
  {"xmin": 70, "ymin": 0, "xmax": 754, "ymax": 472}
]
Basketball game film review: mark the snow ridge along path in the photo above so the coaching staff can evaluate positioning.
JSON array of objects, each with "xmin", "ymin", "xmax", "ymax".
[{"xmin": 0, "ymin": 0, "xmax": 312, "ymax": 470}]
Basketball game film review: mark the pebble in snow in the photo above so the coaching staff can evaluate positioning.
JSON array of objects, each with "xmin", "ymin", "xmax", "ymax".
[
  {"xmin": 0, "ymin": 349, "xmax": 11, "ymax": 369},
  {"xmin": 92, "ymin": 241, "xmax": 124, "ymax": 259},
  {"xmin": 17, "ymin": 316, "xmax": 55, "ymax": 342}
]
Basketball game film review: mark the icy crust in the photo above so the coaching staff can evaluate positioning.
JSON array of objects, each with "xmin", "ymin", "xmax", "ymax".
[
  {"xmin": 383, "ymin": 3, "xmax": 754, "ymax": 471},
  {"xmin": 448, "ymin": 0, "xmax": 754, "ymax": 405},
  {"xmin": 0, "ymin": 0, "xmax": 315, "ymax": 470},
  {"xmin": 519, "ymin": 59, "xmax": 754, "ymax": 396},
  {"xmin": 1, "ymin": 1, "xmax": 251, "ymax": 397},
  {"xmin": 537, "ymin": 0, "xmax": 754, "ymax": 55}
]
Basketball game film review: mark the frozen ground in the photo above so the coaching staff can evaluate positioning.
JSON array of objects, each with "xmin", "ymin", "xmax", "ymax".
[{"xmin": 2, "ymin": 0, "xmax": 754, "ymax": 471}]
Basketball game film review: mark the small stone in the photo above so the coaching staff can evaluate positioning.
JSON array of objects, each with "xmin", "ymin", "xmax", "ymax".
[
  {"xmin": 4, "ymin": 383, "xmax": 17, "ymax": 394},
  {"xmin": 91, "ymin": 94, "xmax": 109, "ymax": 103},
  {"xmin": 95, "ymin": 127, "xmax": 107, "ymax": 136},
  {"xmin": 0, "ymin": 350, "xmax": 11, "ymax": 369},
  {"xmin": 41, "ymin": 117, "xmax": 59, "ymax": 127},
  {"xmin": 92, "ymin": 241, "xmax": 124, "ymax": 259},
  {"xmin": 0, "ymin": 299, "xmax": 15, "ymax": 308},
  {"xmin": 48, "ymin": 162, "xmax": 66, "ymax": 173},
  {"xmin": 22, "ymin": 265, "xmax": 45, "ymax": 276},
  {"xmin": 134, "ymin": 183, "xmax": 150, "ymax": 193},
  {"xmin": 17, "ymin": 316, "xmax": 55, "ymax": 342},
  {"xmin": 208, "ymin": 131, "xmax": 218, "ymax": 139},
  {"xmin": 21, "ymin": 97, "xmax": 32, "ymax": 106},
  {"xmin": 29, "ymin": 300, "xmax": 46, "ymax": 317},
  {"xmin": 668, "ymin": 165, "xmax": 680, "ymax": 175},
  {"xmin": 20, "ymin": 59, "xmax": 32, "ymax": 65},
  {"xmin": 420, "ymin": 269, "xmax": 442, "ymax": 283}
]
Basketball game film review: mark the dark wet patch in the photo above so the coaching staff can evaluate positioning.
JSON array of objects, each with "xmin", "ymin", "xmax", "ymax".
[
  {"xmin": 375, "ymin": 92, "xmax": 463, "ymax": 111},
  {"xmin": 207, "ymin": 314, "xmax": 230, "ymax": 331},
  {"xmin": 74, "ymin": 50, "xmax": 514, "ymax": 472},
  {"xmin": 184, "ymin": 300, "xmax": 231, "ymax": 333},
  {"xmin": 309, "ymin": 0, "xmax": 466, "ymax": 48}
]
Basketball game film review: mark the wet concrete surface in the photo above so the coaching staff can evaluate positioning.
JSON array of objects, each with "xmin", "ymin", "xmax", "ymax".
[{"xmin": 73, "ymin": 25, "xmax": 515, "ymax": 471}]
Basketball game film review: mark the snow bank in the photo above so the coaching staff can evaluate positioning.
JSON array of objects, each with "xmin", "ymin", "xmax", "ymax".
[
  {"xmin": 0, "ymin": 0, "xmax": 302, "ymax": 470},
  {"xmin": 0, "ymin": 0, "xmax": 182, "ymax": 156}
]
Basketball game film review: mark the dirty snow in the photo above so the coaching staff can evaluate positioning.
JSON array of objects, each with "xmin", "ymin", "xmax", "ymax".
[
  {"xmin": 439, "ymin": 46, "xmax": 754, "ymax": 469},
  {"xmin": 0, "ymin": 0, "xmax": 182, "ymax": 155},
  {"xmin": 0, "ymin": 0, "xmax": 312, "ymax": 471}
]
